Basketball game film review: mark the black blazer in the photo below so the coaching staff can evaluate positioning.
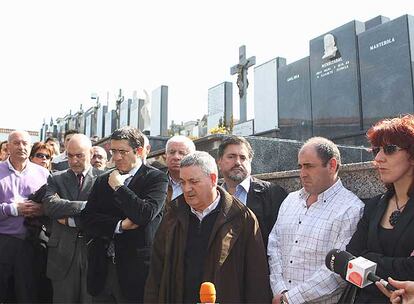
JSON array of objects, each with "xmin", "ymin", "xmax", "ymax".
[
  {"xmin": 346, "ymin": 191, "xmax": 414, "ymax": 303},
  {"xmin": 246, "ymin": 177, "xmax": 287, "ymax": 248},
  {"xmin": 81, "ymin": 164, "xmax": 168, "ymax": 303}
]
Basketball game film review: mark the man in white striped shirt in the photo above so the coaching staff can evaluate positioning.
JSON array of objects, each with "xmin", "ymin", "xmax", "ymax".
[{"xmin": 268, "ymin": 137, "xmax": 364, "ymax": 304}]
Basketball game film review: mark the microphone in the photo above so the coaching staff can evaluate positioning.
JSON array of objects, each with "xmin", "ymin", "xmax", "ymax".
[
  {"xmin": 199, "ymin": 282, "xmax": 216, "ymax": 303},
  {"xmin": 325, "ymin": 249, "xmax": 396, "ymax": 291}
]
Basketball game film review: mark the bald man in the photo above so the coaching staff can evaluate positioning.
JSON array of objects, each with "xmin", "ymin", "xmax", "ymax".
[
  {"xmin": 0, "ymin": 131, "xmax": 49, "ymax": 303},
  {"xmin": 91, "ymin": 146, "xmax": 108, "ymax": 170},
  {"xmin": 43, "ymin": 134, "xmax": 102, "ymax": 303}
]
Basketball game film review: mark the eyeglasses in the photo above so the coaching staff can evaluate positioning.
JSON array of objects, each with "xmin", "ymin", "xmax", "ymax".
[
  {"xmin": 371, "ymin": 144, "xmax": 404, "ymax": 157},
  {"xmin": 34, "ymin": 153, "xmax": 51, "ymax": 160},
  {"xmin": 109, "ymin": 149, "xmax": 133, "ymax": 157}
]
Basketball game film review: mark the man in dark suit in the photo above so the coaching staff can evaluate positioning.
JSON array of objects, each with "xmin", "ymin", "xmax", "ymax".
[
  {"xmin": 81, "ymin": 127, "xmax": 168, "ymax": 303},
  {"xmin": 217, "ymin": 135, "xmax": 287, "ymax": 248},
  {"xmin": 43, "ymin": 134, "xmax": 101, "ymax": 303}
]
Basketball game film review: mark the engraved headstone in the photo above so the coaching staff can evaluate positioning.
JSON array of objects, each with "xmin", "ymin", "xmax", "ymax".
[
  {"xmin": 150, "ymin": 86, "xmax": 168, "ymax": 136},
  {"xmin": 207, "ymin": 82, "xmax": 233, "ymax": 133},
  {"xmin": 310, "ymin": 21, "xmax": 365, "ymax": 138},
  {"xmin": 277, "ymin": 57, "xmax": 313, "ymax": 141},
  {"xmin": 254, "ymin": 57, "xmax": 286, "ymax": 134},
  {"xmin": 359, "ymin": 14, "xmax": 414, "ymax": 129}
]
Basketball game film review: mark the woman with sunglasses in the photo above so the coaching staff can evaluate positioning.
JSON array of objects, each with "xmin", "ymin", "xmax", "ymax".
[
  {"xmin": 29, "ymin": 141, "xmax": 54, "ymax": 170},
  {"xmin": 345, "ymin": 114, "xmax": 414, "ymax": 303}
]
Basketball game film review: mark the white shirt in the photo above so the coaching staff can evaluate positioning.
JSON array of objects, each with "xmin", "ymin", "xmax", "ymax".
[
  {"xmin": 190, "ymin": 192, "xmax": 220, "ymax": 221},
  {"xmin": 169, "ymin": 174, "xmax": 183, "ymax": 200},
  {"xmin": 222, "ymin": 176, "xmax": 251, "ymax": 205},
  {"xmin": 268, "ymin": 179, "xmax": 364, "ymax": 304}
]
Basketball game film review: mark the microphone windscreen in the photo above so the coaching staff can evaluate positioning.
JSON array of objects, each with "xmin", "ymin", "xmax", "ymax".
[
  {"xmin": 200, "ymin": 282, "xmax": 216, "ymax": 303},
  {"xmin": 325, "ymin": 249, "xmax": 355, "ymax": 279}
]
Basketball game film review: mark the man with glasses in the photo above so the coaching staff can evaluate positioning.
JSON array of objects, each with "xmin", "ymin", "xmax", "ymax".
[
  {"xmin": 0, "ymin": 131, "xmax": 49, "ymax": 303},
  {"xmin": 91, "ymin": 146, "xmax": 108, "ymax": 170},
  {"xmin": 81, "ymin": 127, "xmax": 168, "ymax": 303},
  {"xmin": 43, "ymin": 134, "xmax": 101, "ymax": 303},
  {"xmin": 268, "ymin": 137, "xmax": 364, "ymax": 304}
]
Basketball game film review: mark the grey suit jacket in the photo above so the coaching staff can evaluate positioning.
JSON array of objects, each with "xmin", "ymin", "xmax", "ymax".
[{"xmin": 43, "ymin": 166, "xmax": 102, "ymax": 280}]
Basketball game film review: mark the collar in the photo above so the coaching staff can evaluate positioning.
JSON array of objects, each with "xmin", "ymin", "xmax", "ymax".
[
  {"xmin": 72, "ymin": 166, "xmax": 91, "ymax": 177},
  {"xmin": 7, "ymin": 158, "xmax": 29, "ymax": 174},
  {"xmin": 299, "ymin": 178, "xmax": 343, "ymax": 204},
  {"xmin": 222, "ymin": 175, "xmax": 251, "ymax": 192},
  {"xmin": 190, "ymin": 191, "xmax": 221, "ymax": 221},
  {"xmin": 127, "ymin": 163, "xmax": 141, "ymax": 177},
  {"xmin": 169, "ymin": 173, "xmax": 180, "ymax": 186}
]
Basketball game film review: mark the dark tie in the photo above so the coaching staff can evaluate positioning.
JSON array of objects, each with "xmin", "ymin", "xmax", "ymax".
[{"xmin": 77, "ymin": 173, "xmax": 84, "ymax": 189}]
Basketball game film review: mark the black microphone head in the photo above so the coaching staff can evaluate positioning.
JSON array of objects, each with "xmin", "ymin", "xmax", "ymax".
[{"xmin": 325, "ymin": 249, "xmax": 355, "ymax": 279}]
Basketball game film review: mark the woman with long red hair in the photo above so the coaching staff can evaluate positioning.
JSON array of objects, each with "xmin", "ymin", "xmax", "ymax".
[{"xmin": 346, "ymin": 114, "xmax": 414, "ymax": 303}]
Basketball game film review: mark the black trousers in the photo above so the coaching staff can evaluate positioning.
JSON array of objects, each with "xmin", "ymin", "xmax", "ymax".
[{"xmin": 0, "ymin": 234, "xmax": 37, "ymax": 303}]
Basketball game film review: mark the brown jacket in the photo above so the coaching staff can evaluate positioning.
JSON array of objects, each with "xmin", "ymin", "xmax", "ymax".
[{"xmin": 144, "ymin": 186, "xmax": 271, "ymax": 303}]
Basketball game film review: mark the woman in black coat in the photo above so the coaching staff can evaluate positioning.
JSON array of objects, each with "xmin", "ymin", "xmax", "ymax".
[{"xmin": 346, "ymin": 114, "xmax": 414, "ymax": 303}]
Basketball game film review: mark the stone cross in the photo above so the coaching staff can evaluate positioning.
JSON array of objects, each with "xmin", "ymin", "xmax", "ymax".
[{"xmin": 230, "ymin": 45, "xmax": 256, "ymax": 123}]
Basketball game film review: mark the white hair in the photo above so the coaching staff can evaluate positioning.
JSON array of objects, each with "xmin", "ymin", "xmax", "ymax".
[{"xmin": 166, "ymin": 135, "xmax": 196, "ymax": 153}]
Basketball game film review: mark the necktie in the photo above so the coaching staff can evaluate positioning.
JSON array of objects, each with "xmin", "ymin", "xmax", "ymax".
[{"xmin": 77, "ymin": 173, "xmax": 84, "ymax": 189}]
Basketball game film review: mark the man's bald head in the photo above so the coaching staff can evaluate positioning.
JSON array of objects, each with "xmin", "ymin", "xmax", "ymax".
[
  {"xmin": 7, "ymin": 131, "xmax": 32, "ymax": 163},
  {"xmin": 91, "ymin": 146, "xmax": 108, "ymax": 170},
  {"xmin": 67, "ymin": 134, "xmax": 92, "ymax": 174}
]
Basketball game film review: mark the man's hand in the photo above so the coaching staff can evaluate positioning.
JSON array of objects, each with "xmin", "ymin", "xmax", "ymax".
[
  {"xmin": 272, "ymin": 293, "xmax": 288, "ymax": 304},
  {"xmin": 121, "ymin": 218, "xmax": 139, "ymax": 230},
  {"xmin": 57, "ymin": 218, "xmax": 67, "ymax": 225},
  {"xmin": 108, "ymin": 170, "xmax": 124, "ymax": 190},
  {"xmin": 16, "ymin": 200, "xmax": 43, "ymax": 217},
  {"xmin": 377, "ymin": 278, "xmax": 414, "ymax": 304}
]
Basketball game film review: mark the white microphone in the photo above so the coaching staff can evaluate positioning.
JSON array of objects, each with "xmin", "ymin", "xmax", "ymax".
[{"xmin": 325, "ymin": 249, "xmax": 396, "ymax": 291}]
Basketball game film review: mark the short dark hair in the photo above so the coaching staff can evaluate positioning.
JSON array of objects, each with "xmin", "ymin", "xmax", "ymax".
[
  {"xmin": 110, "ymin": 126, "xmax": 144, "ymax": 149},
  {"xmin": 64, "ymin": 129, "xmax": 79, "ymax": 140},
  {"xmin": 217, "ymin": 135, "xmax": 254, "ymax": 160},
  {"xmin": 302, "ymin": 137, "xmax": 341, "ymax": 171}
]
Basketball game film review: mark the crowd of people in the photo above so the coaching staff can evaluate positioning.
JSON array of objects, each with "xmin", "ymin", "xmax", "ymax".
[{"xmin": 0, "ymin": 114, "xmax": 414, "ymax": 304}]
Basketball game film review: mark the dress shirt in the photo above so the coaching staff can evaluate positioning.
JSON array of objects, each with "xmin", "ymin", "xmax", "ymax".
[
  {"xmin": 190, "ymin": 192, "xmax": 220, "ymax": 221},
  {"xmin": 0, "ymin": 159, "xmax": 49, "ymax": 236},
  {"xmin": 169, "ymin": 174, "xmax": 183, "ymax": 200},
  {"xmin": 268, "ymin": 178, "xmax": 364, "ymax": 304},
  {"xmin": 67, "ymin": 167, "xmax": 90, "ymax": 227},
  {"xmin": 222, "ymin": 176, "xmax": 251, "ymax": 204}
]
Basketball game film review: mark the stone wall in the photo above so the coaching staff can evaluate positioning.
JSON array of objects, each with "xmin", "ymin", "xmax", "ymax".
[{"xmin": 255, "ymin": 161, "xmax": 386, "ymax": 200}]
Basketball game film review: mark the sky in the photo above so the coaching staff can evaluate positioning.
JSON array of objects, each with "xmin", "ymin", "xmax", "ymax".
[{"xmin": 0, "ymin": 0, "xmax": 411, "ymax": 132}]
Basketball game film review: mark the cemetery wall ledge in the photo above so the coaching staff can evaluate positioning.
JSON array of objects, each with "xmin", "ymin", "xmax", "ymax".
[{"xmin": 255, "ymin": 161, "xmax": 386, "ymax": 200}]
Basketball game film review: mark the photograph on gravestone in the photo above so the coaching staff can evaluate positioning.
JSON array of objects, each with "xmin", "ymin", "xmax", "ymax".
[
  {"xmin": 207, "ymin": 82, "xmax": 233, "ymax": 133},
  {"xmin": 254, "ymin": 57, "xmax": 286, "ymax": 135},
  {"xmin": 310, "ymin": 20, "xmax": 365, "ymax": 138},
  {"xmin": 278, "ymin": 57, "xmax": 313, "ymax": 141},
  {"xmin": 150, "ymin": 86, "xmax": 168, "ymax": 136},
  {"xmin": 359, "ymin": 15, "xmax": 414, "ymax": 129},
  {"xmin": 230, "ymin": 45, "xmax": 256, "ymax": 123}
]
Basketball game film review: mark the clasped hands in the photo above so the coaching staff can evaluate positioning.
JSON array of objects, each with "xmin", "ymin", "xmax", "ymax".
[{"xmin": 16, "ymin": 200, "xmax": 43, "ymax": 217}]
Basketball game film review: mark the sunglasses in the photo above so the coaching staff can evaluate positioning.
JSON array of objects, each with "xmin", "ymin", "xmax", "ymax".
[
  {"xmin": 371, "ymin": 144, "xmax": 403, "ymax": 157},
  {"xmin": 34, "ymin": 153, "xmax": 51, "ymax": 160}
]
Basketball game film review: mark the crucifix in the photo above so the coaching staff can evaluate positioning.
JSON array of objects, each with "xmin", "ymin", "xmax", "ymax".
[{"xmin": 230, "ymin": 45, "xmax": 256, "ymax": 123}]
